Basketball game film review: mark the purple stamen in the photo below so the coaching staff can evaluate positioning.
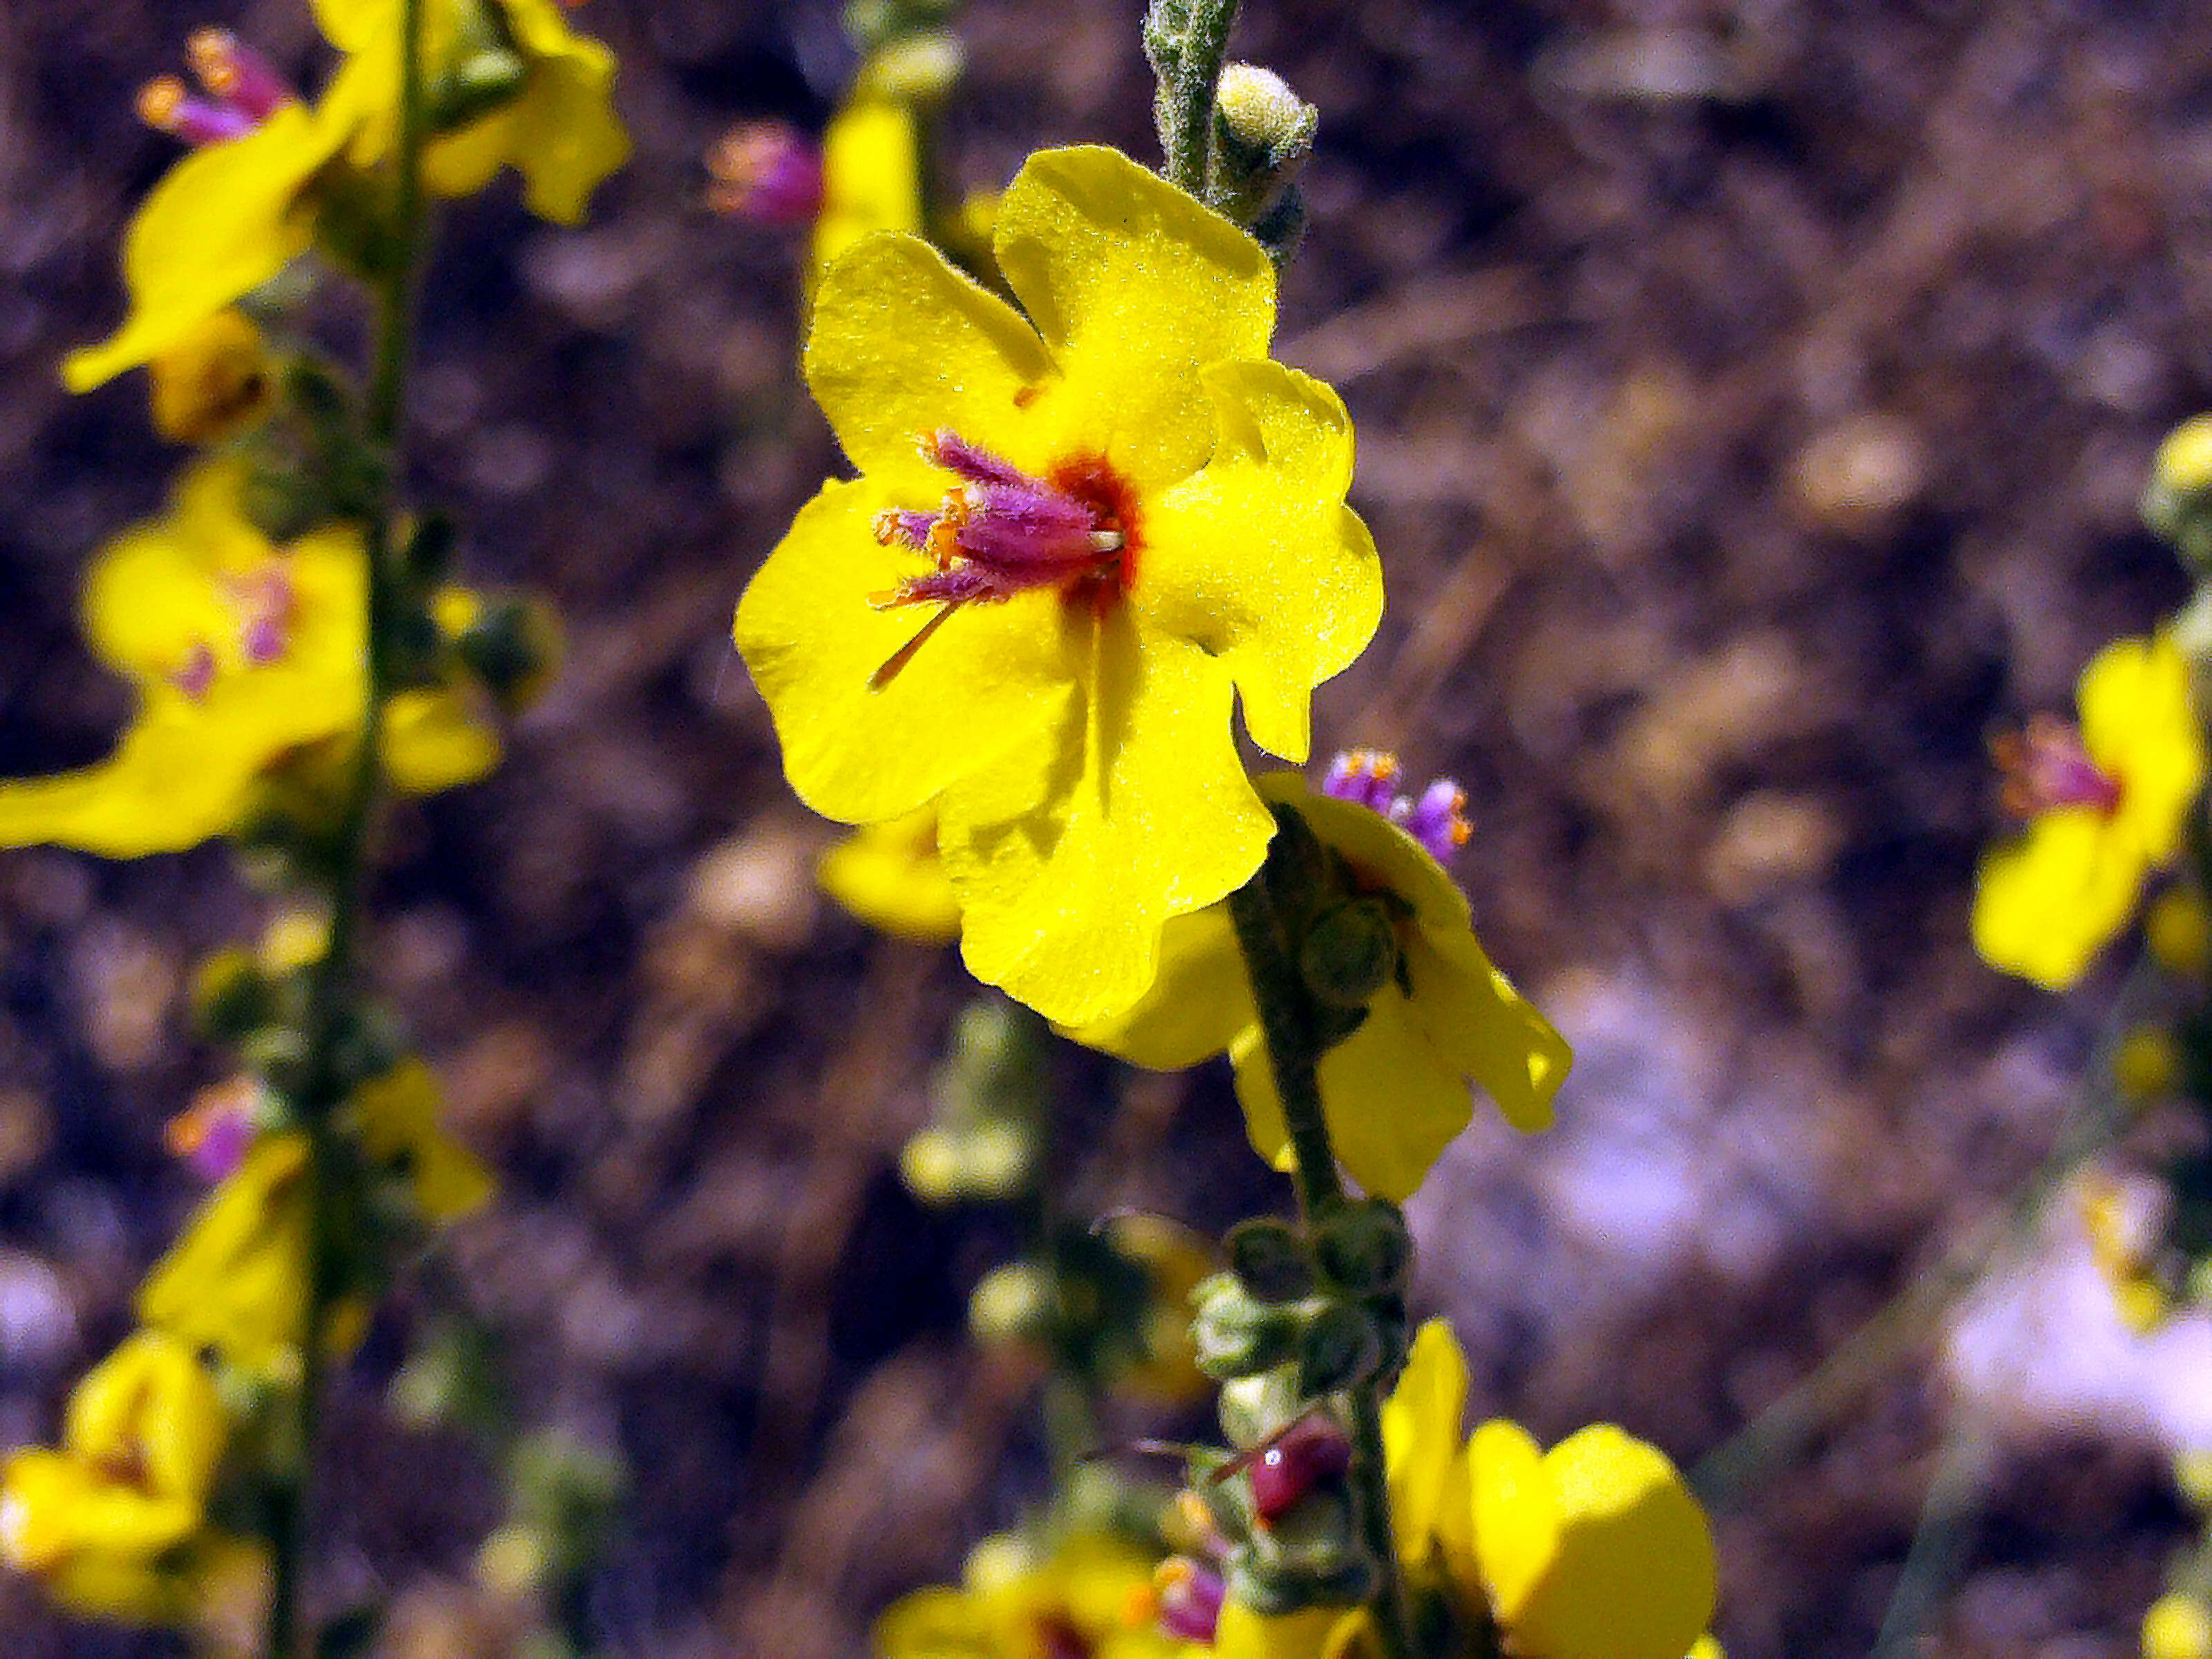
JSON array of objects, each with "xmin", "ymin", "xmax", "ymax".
[
  {"xmin": 199, "ymin": 31, "xmax": 296, "ymax": 123},
  {"xmin": 1154, "ymin": 1559, "xmax": 1226, "ymax": 1643},
  {"xmin": 923, "ymin": 430, "xmax": 1030, "ymax": 488},
  {"xmin": 705, "ymin": 122, "xmax": 825, "ymax": 225},
  {"xmin": 169, "ymin": 642, "xmax": 218, "ymax": 703},
  {"xmin": 1322, "ymin": 749, "xmax": 1473, "ymax": 862}
]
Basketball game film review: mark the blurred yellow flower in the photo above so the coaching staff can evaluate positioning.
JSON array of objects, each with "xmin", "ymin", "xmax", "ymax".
[
  {"xmin": 735, "ymin": 145, "xmax": 1382, "ymax": 1026},
  {"xmin": 0, "ymin": 458, "xmax": 498, "ymax": 858},
  {"xmin": 1974, "ymin": 632, "xmax": 2204, "ymax": 991},
  {"xmin": 818, "ymin": 807, "xmax": 963, "ymax": 942},
  {"xmin": 0, "ymin": 1331, "xmax": 227, "ymax": 1622},
  {"xmin": 874, "ymin": 1530, "xmax": 1188, "ymax": 1659},
  {"xmin": 812, "ymin": 97, "xmax": 924, "ymax": 277},
  {"xmin": 67, "ymin": 1, "xmax": 626, "ymax": 392},
  {"xmin": 1073, "ymin": 773, "xmax": 1568, "ymax": 1201},
  {"xmin": 2146, "ymin": 1591, "xmax": 2212, "ymax": 1659},
  {"xmin": 138, "ymin": 1136, "xmax": 317, "ymax": 1378},
  {"xmin": 147, "ymin": 307, "xmax": 276, "ymax": 443},
  {"xmin": 350, "ymin": 1056, "xmax": 495, "ymax": 1221}
]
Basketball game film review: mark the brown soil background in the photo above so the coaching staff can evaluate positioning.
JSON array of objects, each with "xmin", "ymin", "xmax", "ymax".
[{"xmin": 3, "ymin": 1, "xmax": 2209, "ymax": 1654}]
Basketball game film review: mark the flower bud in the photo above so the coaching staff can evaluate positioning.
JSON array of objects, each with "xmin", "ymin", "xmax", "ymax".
[
  {"xmin": 1299, "ymin": 899, "xmax": 1399, "ymax": 1009},
  {"xmin": 191, "ymin": 948, "xmax": 279, "ymax": 1044},
  {"xmin": 968, "ymin": 1262, "xmax": 1055, "ymax": 1348},
  {"xmin": 2149, "ymin": 888, "xmax": 2212, "ymax": 980},
  {"xmin": 2146, "ymin": 415, "xmax": 2212, "ymax": 574},
  {"xmin": 1226, "ymin": 1218, "xmax": 1317, "ymax": 1302},
  {"xmin": 1311, "ymin": 1198, "xmax": 1412, "ymax": 1297},
  {"xmin": 1246, "ymin": 1415, "xmax": 1352, "ymax": 1524},
  {"xmin": 1219, "ymin": 1366, "xmax": 1308, "ymax": 1451},
  {"xmin": 854, "ymin": 34, "xmax": 966, "ymax": 102},
  {"xmin": 453, "ymin": 594, "xmax": 565, "ymax": 715},
  {"xmin": 2115, "ymin": 1026, "xmax": 2182, "ymax": 1103},
  {"xmin": 1215, "ymin": 64, "xmax": 1318, "ymax": 178},
  {"xmin": 427, "ymin": 1, "xmax": 529, "ymax": 133},
  {"xmin": 1295, "ymin": 1302, "xmax": 1382, "ymax": 1397},
  {"xmin": 1192, "ymin": 1274, "xmax": 1304, "ymax": 1379}
]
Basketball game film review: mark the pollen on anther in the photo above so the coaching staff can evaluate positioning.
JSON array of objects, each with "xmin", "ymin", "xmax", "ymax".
[{"xmin": 136, "ymin": 76, "xmax": 189, "ymax": 133}]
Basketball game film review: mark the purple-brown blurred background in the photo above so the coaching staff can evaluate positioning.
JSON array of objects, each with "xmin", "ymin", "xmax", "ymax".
[{"xmin": 6, "ymin": 1, "xmax": 2212, "ymax": 1653}]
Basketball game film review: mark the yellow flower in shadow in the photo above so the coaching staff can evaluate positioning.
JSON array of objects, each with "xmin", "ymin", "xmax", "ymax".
[
  {"xmin": 736, "ymin": 146, "xmax": 1382, "ymax": 1026},
  {"xmin": 350, "ymin": 1056, "xmax": 495, "ymax": 1222},
  {"xmin": 1974, "ymin": 632, "xmax": 2205, "ymax": 990},
  {"xmin": 0, "ymin": 458, "xmax": 498, "ymax": 858},
  {"xmin": 1073, "ymin": 774, "xmax": 1568, "ymax": 1202}
]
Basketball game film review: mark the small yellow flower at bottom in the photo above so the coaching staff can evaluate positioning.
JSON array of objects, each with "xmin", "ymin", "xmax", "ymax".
[
  {"xmin": 2145, "ymin": 1592, "xmax": 2212, "ymax": 1659},
  {"xmin": 1071, "ymin": 769, "xmax": 1568, "ymax": 1201},
  {"xmin": 1973, "ymin": 632, "xmax": 2205, "ymax": 991},
  {"xmin": 818, "ymin": 807, "xmax": 963, "ymax": 942},
  {"xmin": 0, "ymin": 458, "xmax": 499, "ymax": 858},
  {"xmin": 873, "ymin": 1530, "xmax": 1190, "ymax": 1659}
]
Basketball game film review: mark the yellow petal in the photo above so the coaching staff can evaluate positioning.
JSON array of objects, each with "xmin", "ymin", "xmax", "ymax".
[
  {"xmin": 937, "ymin": 615, "xmax": 1273, "ymax": 1027},
  {"xmin": 138, "ymin": 1138, "xmax": 313, "ymax": 1377},
  {"xmin": 2081, "ymin": 631, "xmax": 2204, "ymax": 868},
  {"xmin": 63, "ymin": 104, "xmax": 346, "ymax": 391},
  {"xmin": 62, "ymin": 1333, "xmax": 225, "ymax": 1506},
  {"xmin": 1506, "ymin": 1426, "xmax": 1718, "ymax": 1659},
  {"xmin": 424, "ymin": 0, "xmax": 630, "ymax": 223},
  {"xmin": 351, "ymin": 1058, "xmax": 494, "ymax": 1221},
  {"xmin": 992, "ymin": 147, "xmax": 1275, "ymax": 491},
  {"xmin": 1383, "ymin": 1320, "xmax": 1470, "ymax": 1567},
  {"xmin": 1466, "ymin": 1418, "xmax": 1556, "ymax": 1624},
  {"xmin": 734, "ymin": 476, "xmax": 1076, "ymax": 824},
  {"xmin": 0, "ymin": 1452, "xmax": 201, "ymax": 1603},
  {"xmin": 1230, "ymin": 982, "xmax": 1477, "ymax": 1201},
  {"xmin": 0, "ymin": 701, "xmax": 275, "ymax": 857},
  {"xmin": 1141, "ymin": 362, "xmax": 1383, "ymax": 761},
  {"xmin": 1062, "ymin": 902, "xmax": 1254, "ymax": 1071},
  {"xmin": 384, "ymin": 686, "xmax": 502, "ymax": 794},
  {"xmin": 1412, "ymin": 928, "xmax": 1571, "ymax": 1135},
  {"xmin": 805, "ymin": 233, "xmax": 1056, "ymax": 491},
  {"xmin": 817, "ymin": 809, "xmax": 964, "ymax": 943},
  {"xmin": 814, "ymin": 99, "xmax": 924, "ymax": 276},
  {"xmin": 1210, "ymin": 1603, "xmax": 1358, "ymax": 1659},
  {"xmin": 1971, "ymin": 811, "xmax": 2141, "ymax": 991}
]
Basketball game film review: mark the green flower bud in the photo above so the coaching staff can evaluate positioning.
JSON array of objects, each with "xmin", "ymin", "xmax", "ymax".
[
  {"xmin": 1296, "ymin": 1301, "xmax": 1382, "ymax": 1396},
  {"xmin": 191, "ymin": 947, "xmax": 276, "ymax": 1044},
  {"xmin": 455, "ymin": 594, "xmax": 565, "ymax": 714},
  {"xmin": 1312, "ymin": 1198, "xmax": 1413, "ymax": 1297},
  {"xmin": 1248, "ymin": 1487, "xmax": 1370, "ymax": 1585},
  {"xmin": 856, "ymin": 33, "xmax": 966, "ymax": 102},
  {"xmin": 1219, "ymin": 1365, "xmax": 1309, "ymax": 1450},
  {"xmin": 2146, "ymin": 414, "xmax": 2212, "ymax": 574},
  {"xmin": 1298, "ymin": 898, "xmax": 1399, "ymax": 1009},
  {"xmin": 1192, "ymin": 1274, "xmax": 1304, "ymax": 1379},
  {"xmin": 1215, "ymin": 64, "xmax": 1318, "ymax": 178},
  {"xmin": 1226, "ymin": 1218, "xmax": 1317, "ymax": 1302},
  {"xmin": 969, "ymin": 1262, "xmax": 1056, "ymax": 1348},
  {"xmin": 428, "ymin": 0, "xmax": 529, "ymax": 132}
]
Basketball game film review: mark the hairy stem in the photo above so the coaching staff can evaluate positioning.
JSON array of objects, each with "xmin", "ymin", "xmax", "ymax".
[
  {"xmin": 269, "ymin": 0, "xmax": 429, "ymax": 1651},
  {"xmin": 1144, "ymin": 0, "xmax": 1242, "ymax": 201},
  {"xmin": 1228, "ymin": 873, "xmax": 1414, "ymax": 1659}
]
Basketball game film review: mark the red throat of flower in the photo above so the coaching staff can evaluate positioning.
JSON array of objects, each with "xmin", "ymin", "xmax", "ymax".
[
  {"xmin": 866, "ymin": 431, "xmax": 1140, "ymax": 690},
  {"xmin": 1992, "ymin": 713, "xmax": 2125, "ymax": 818}
]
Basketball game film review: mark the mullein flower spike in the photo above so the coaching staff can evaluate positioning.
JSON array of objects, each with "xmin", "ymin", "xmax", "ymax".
[{"xmin": 736, "ymin": 144, "xmax": 1383, "ymax": 1027}]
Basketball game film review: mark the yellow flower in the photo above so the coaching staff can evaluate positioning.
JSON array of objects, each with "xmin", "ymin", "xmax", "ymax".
[
  {"xmin": 1974, "ymin": 632, "xmax": 2205, "ymax": 990},
  {"xmin": 0, "ymin": 458, "xmax": 498, "ymax": 857},
  {"xmin": 350, "ymin": 1057, "xmax": 495, "ymax": 1221},
  {"xmin": 874, "ymin": 1530, "xmax": 1189, "ymax": 1659},
  {"xmin": 1073, "ymin": 772, "xmax": 1568, "ymax": 1201},
  {"xmin": 1380, "ymin": 1322, "xmax": 1718, "ymax": 1659},
  {"xmin": 314, "ymin": 0, "xmax": 630, "ymax": 225},
  {"xmin": 0, "ymin": 1331, "xmax": 227, "ymax": 1622},
  {"xmin": 735, "ymin": 145, "xmax": 1382, "ymax": 1027},
  {"xmin": 819, "ymin": 807, "xmax": 964, "ymax": 942},
  {"xmin": 137, "ymin": 1136, "xmax": 316, "ymax": 1379},
  {"xmin": 813, "ymin": 97, "xmax": 924, "ymax": 278},
  {"xmin": 147, "ymin": 308, "xmax": 276, "ymax": 443},
  {"xmin": 66, "ymin": 1, "xmax": 626, "ymax": 392},
  {"xmin": 2146, "ymin": 1592, "xmax": 2212, "ymax": 1659}
]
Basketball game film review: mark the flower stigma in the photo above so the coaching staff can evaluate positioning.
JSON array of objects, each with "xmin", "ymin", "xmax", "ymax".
[
  {"xmin": 137, "ymin": 28, "xmax": 298, "ymax": 147},
  {"xmin": 1991, "ymin": 713, "xmax": 2125, "ymax": 818},
  {"xmin": 866, "ymin": 431, "xmax": 1137, "ymax": 690}
]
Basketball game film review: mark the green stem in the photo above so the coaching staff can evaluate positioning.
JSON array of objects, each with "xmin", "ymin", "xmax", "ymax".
[
  {"xmin": 268, "ymin": 0, "xmax": 430, "ymax": 1651},
  {"xmin": 1144, "ymin": 0, "xmax": 1242, "ymax": 200},
  {"xmin": 1227, "ymin": 875, "xmax": 1414, "ymax": 1659}
]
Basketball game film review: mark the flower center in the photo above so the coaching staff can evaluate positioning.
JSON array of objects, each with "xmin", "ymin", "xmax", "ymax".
[
  {"xmin": 867, "ymin": 431, "xmax": 1138, "ymax": 689},
  {"xmin": 1323, "ymin": 748, "xmax": 1473, "ymax": 862},
  {"xmin": 137, "ymin": 27, "xmax": 297, "ymax": 148},
  {"xmin": 1991, "ymin": 714, "xmax": 2124, "ymax": 818}
]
